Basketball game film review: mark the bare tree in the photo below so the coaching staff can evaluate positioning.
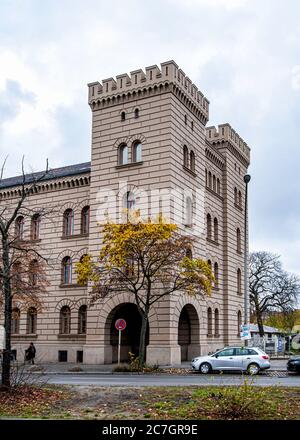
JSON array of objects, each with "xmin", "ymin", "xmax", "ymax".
[
  {"xmin": 0, "ymin": 157, "xmax": 50, "ymax": 389},
  {"xmin": 249, "ymin": 251, "xmax": 300, "ymax": 336}
]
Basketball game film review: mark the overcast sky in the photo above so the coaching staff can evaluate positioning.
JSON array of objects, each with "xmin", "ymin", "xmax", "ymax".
[{"xmin": 0, "ymin": 0, "xmax": 299, "ymax": 276}]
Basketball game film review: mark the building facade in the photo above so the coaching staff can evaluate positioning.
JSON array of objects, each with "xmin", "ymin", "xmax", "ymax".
[{"xmin": 0, "ymin": 61, "xmax": 250, "ymax": 365}]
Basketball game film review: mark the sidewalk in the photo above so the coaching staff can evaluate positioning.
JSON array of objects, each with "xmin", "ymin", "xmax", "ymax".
[{"xmin": 19, "ymin": 359, "xmax": 289, "ymax": 374}]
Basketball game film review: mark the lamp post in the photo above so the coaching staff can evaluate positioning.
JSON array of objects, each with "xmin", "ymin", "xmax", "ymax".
[{"xmin": 243, "ymin": 174, "xmax": 251, "ymax": 346}]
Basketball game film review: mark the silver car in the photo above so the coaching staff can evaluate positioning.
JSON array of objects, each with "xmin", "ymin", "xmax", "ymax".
[{"xmin": 191, "ymin": 346, "xmax": 270, "ymax": 375}]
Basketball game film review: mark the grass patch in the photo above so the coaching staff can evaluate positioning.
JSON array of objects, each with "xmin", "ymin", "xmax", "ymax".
[
  {"xmin": 0, "ymin": 385, "xmax": 70, "ymax": 418},
  {"xmin": 0, "ymin": 384, "xmax": 299, "ymax": 420}
]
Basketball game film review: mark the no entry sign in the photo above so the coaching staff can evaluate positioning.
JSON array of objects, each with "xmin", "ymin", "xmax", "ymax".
[{"xmin": 115, "ymin": 318, "xmax": 126, "ymax": 331}]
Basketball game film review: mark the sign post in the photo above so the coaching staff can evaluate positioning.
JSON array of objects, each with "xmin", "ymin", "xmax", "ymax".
[{"xmin": 115, "ymin": 319, "xmax": 126, "ymax": 365}]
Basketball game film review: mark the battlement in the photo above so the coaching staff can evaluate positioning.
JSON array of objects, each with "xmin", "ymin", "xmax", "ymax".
[
  {"xmin": 206, "ymin": 123, "xmax": 250, "ymax": 163},
  {"xmin": 88, "ymin": 60, "xmax": 209, "ymax": 119}
]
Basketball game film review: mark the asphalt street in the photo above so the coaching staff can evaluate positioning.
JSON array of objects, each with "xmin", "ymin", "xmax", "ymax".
[{"xmin": 46, "ymin": 373, "xmax": 300, "ymax": 387}]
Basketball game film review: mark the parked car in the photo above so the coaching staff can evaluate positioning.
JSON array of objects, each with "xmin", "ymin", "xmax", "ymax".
[
  {"xmin": 287, "ymin": 356, "xmax": 300, "ymax": 374},
  {"xmin": 191, "ymin": 346, "xmax": 270, "ymax": 375}
]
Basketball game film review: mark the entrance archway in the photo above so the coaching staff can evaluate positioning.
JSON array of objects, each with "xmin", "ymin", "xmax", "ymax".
[
  {"xmin": 105, "ymin": 303, "xmax": 149, "ymax": 363},
  {"xmin": 178, "ymin": 304, "xmax": 200, "ymax": 362}
]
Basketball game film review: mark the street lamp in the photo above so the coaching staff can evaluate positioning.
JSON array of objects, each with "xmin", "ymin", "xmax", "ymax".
[{"xmin": 243, "ymin": 174, "xmax": 251, "ymax": 346}]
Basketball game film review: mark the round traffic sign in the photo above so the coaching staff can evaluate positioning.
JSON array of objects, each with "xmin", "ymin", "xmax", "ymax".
[{"xmin": 115, "ymin": 318, "xmax": 126, "ymax": 331}]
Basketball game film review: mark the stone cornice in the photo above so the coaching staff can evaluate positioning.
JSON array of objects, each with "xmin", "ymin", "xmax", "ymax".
[
  {"xmin": 0, "ymin": 172, "xmax": 91, "ymax": 201},
  {"xmin": 205, "ymin": 141, "xmax": 225, "ymax": 170}
]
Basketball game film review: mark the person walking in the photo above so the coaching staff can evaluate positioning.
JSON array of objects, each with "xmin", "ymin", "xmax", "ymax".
[{"xmin": 25, "ymin": 342, "xmax": 36, "ymax": 365}]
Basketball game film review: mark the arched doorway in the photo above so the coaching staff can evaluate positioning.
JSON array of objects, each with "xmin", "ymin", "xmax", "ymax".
[
  {"xmin": 105, "ymin": 303, "xmax": 149, "ymax": 363},
  {"xmin": 178, "ymin": 304, "xmax": 200, "ymax": 362}
]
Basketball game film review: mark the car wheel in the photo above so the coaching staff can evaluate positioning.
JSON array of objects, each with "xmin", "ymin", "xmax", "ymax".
[
  {"xmin": 199, "ymin": 362, "xmax": 212, "ymax": 374},
  {"xmin": 247, "ymin": 363, "xmax": 260, "ymax": 375}
]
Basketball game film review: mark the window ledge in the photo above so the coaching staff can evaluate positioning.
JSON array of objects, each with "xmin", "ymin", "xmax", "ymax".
[
  {"xmin": 61, "ymin": 234, "xmax": 89, "ymax": 240},
  {"xmin": 206, "ymin": 238, "xmax": 219, "ymax": 246},
  {"xmin": 57, "ymin": 334, "xmax": 86, "ymax": 340},
  {"xmin": 207, "ymin": 333, "xmax": 214, "ymax": 338},
  {"xmin": 183, "ymin": 165, "xmax": 197, "ymax": 177},
  {"xmin": 59, "ymin": 283, "xmax": 86, "ymax": 289},
  {"xmin": 214, "ymin": 334, "xmax": 221, "ymax": 338},
  {"xmin": 11, "ymin": 334, "xmax": 38, "ymax": 339},
  {"xmin": 116, "ymin": 161, "xmax": 143, "ymax": 169},
  {"xmin": 28, "ymin": 239, "xmax": 42, "ymax": 243},
  {"xmin": 237, "ymin": 250, "xmax": 243, "ymax": 255},
  {"xmin": 234, "ymin": 203, "xmax": 243, "ymax": 211},
  {"xmin": 206, "ymin": 186, "xmax": 223, "ymax": 200}
]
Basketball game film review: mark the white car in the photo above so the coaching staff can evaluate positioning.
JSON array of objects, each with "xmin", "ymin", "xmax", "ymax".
[{"xmin": 191, "ymin": 346, "xmax": 270, "ymax": 375}]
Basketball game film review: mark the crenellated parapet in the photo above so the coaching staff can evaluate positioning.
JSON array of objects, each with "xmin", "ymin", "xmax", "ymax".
[
  {"xmin": 206, "ymin": 123, "xmax": 250, "ymax": 166},
  {"xmin": 88, "ymin": 60, "xmax": 210, "ymax": 123}
]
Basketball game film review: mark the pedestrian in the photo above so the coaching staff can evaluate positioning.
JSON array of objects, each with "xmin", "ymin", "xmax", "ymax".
[{"xmin": 25, "ymin": 342, "xmax": 36, "ymax": 365}]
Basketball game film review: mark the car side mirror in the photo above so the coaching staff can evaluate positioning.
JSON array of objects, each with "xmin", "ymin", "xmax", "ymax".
[{"xmin": 215, "ymin": 354, "xmax": 219, "ymax": 358}]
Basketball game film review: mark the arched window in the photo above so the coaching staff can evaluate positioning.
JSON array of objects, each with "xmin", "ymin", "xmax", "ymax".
[
  {"xmin": 237, "ymin": 228, "xmax": 241, "ymax": 253},
  {"xmin": 63, "ymin": 209, "xmax": 74, "ymax": 237},
  {"xmin": 214, "ymin": 309, "xmax": 219, "ymax": 337},
  {"xmin": 183, "ymin": 145, "xmax": 189, "ymax": 168},
  {"xmin": 29, "ymin": 260, "xmax": 39, "ymax": 286},
  {"xmin": 237, "ymin": 268, "xmax": 242, "ymax": 295},
  {"xmin": 208, "ymin": 171, "xmax": 212, "ymax": 188},
  {"xmin": 205, "ymin": 169, "xmax": 208, "ymax": 186},
  {"xmin": 119, "ymin": 144, "xmax": 128, "ymax": 165},
  {"xmin": 207, "ymin": 307, "xmax": 213, "ymax": 336},
  {"xmin": 60, "ymin": 306, "xmax": 71, "ymax": 334},
  {"xmin": 81, "ymin": 206, "xmax": 90, "ymax": 235},
  {"xmin": 61, "ymin": 257, "xmax": 72, "ymax": 285},
  {"xmin": 78, "ymin": 305, "xmax": 87, "ymax": 334},
  {"xmin": 238, "ymin": 190, "xmax": 242, "ymax": 207},
  {"xmin": 207, "ymin": 259, "xmax": 212, "ymax": 270},
  {"xmin": 207, "ymin": 214, "xmax": 212, "ymax": 240},
  {"xmin": 214, "ymin": 217, "xmax": 218, "ymax": 243},
  {"xmin": 124, "ymin": 191, "xmax": 136, "ymax": 211},
  {"xmin": 237, "ymin": 310, "xmax": 242, "ymax": 335},
  {"xmin": 11, "ymin": 308, "xmax": 20, "ymax": 334},
  {"xmin": 185, "ymin": 197, "xmax": 193, "ymax": 227},
  {"xmin": 132, "ymin": 142, "xmax": 142, "ymax": 162},
  {"xmin": 190, "ymin": 150, "xmax": 195, "ymax": 172},
  {"xmin": 27, "ymin": 307, "xmax": 37, "ymax": 334},
  {"xmin": 121, "ymin": 111, "xmax": 126, "ymax": 121},
  {"xmin": 15, "ymin": 216, "xmax": 24, "ymax": 240},
  {"xmin": 217, "ymin": 178, "xmax": 221, "ymax": 194},
  {"xmin": 134, "ymin": 108, "xmax": 139, "ymax": 119},
  {"xmin": 186, "ymin": 248, "xmax": 193, "ymax": 259},
  {"xmin": 234, "ymin": 187, "xmax": 238, "ymax": 205},
  {"xmin": 184, "ymin": 114, "xmax": 187, "ymax": 125},
  {"xmin": 31, "ymin": 214, "xmax": 41, "ymax": 240},
  {"xmin": 191, "ymin": 121, "xmax": 194, "ymax": 131},
  {"xmin": 214, "ymin": 262, "xmax": 219, "ymax": 288},
  {"xmin": 213, "ymin": 175, "xmax": 216, "ymax": 192}
]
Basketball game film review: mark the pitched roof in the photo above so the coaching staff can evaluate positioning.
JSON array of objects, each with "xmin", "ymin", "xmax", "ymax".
[{"xmin": 0, "ymin": 162, "xmax": 91, "ymax": 190}]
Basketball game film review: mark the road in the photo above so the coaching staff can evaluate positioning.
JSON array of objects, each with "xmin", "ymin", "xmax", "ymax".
[{"xmin": 46, "ymin": 373, "xmax": 300, "ymax": 387}]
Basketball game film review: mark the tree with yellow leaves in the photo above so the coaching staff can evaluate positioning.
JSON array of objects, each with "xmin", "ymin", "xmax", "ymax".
[{"xmin": 76, "ymin": 214, "xmax": 214, "ymax": 366}]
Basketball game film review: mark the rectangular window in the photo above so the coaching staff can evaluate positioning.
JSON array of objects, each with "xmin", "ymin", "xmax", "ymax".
[
  {"xmin": 77, "ymin": 351, "xmax": 83, "ymax": 363},
  {"xmin": 58, "ymin": 350, "xmax": 68, "ymax": 362}
]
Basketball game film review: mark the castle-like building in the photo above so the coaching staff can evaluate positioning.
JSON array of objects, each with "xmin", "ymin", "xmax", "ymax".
[{"xmin": 0, "ymin": 61, "xmax": 250, "ymax": 365}]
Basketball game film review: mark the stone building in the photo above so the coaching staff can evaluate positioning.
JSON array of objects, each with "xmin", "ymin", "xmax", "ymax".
[{"xmin": 0, "ymin": 61, "xmax": 250, "ymax": 365}]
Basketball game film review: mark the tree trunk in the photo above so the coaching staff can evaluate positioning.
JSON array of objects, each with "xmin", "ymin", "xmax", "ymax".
[
  {"xmin": 256, "ymin": 309, "xmax": 265, "ymax": 337},
  {"xmin": 1, "ymin": 237, "xmax": 12, "ymax": 388},
  {"xmin": 138, "ymin": 313, "xmax": 148, "ymax": 366}
]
